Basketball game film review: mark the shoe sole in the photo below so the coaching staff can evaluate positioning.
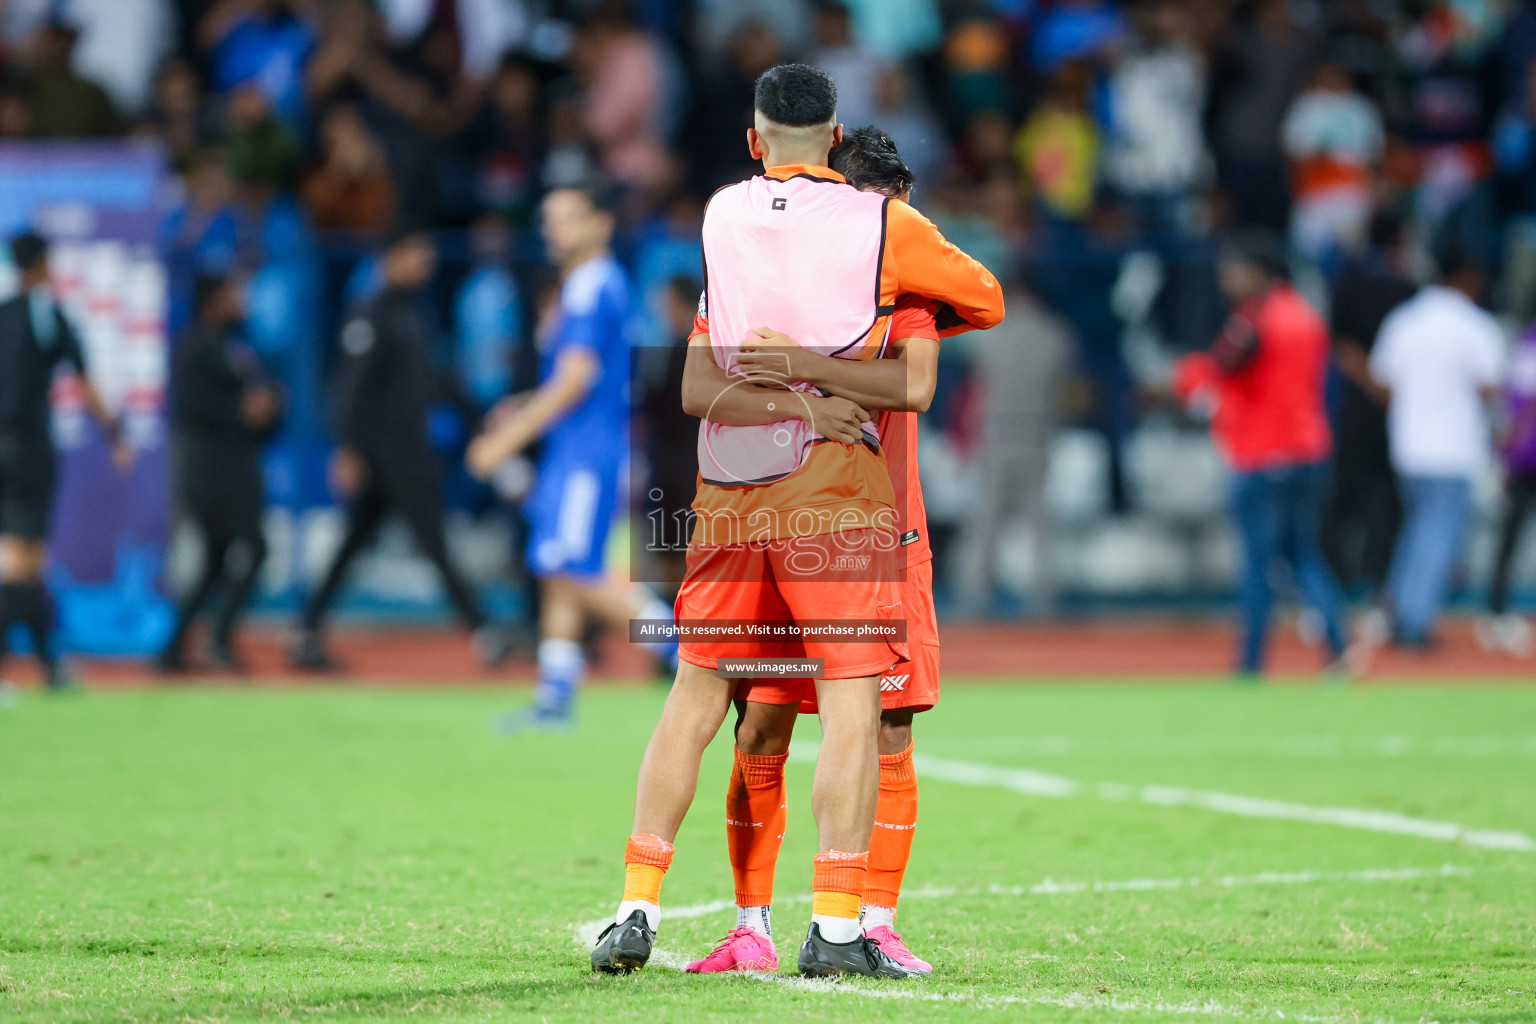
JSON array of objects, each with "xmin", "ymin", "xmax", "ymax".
[{"xmin": 594, "ymin": 940, "xmax": 651, "ymax": 975}]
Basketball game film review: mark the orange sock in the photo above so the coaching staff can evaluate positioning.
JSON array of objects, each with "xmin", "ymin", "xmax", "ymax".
[
  {"xmin": 621, "ymin": 833, "xmax": 674, "ymax": 907},
  {"xmin": 727, "ymin": 748, "xmax": 789, "ymax": 906},
  {"xmin": 864, "ymin": 741, "xmax": 918, "ymax": 910},
  {"xmin": 811, "ymin": 850, "xmax": 869, "ymax": 920}
]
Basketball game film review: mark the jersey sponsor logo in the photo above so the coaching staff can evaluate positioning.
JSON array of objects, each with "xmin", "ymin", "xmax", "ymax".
[
  {"xmin": 900, "ymin": 529, "xmax": 920, "ymax": 546},
  {"xmin": 880, "ymin": 673, "xmax": 909, "ymax": 692},
  {"xmin": 771, "ymin": 197, "xmax": 787, "ymax": 211}
]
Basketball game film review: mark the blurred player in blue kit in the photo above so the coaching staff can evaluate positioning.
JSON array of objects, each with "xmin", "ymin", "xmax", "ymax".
[{"xmin": 468, "ymin": 185, "xmax": 675, "ymax": 731}]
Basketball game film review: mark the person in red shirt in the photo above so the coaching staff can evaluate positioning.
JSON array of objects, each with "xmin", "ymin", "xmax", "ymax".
[{"xmin": 1174, "ymin": 230, "xmax": 1349, "ymax": 676}]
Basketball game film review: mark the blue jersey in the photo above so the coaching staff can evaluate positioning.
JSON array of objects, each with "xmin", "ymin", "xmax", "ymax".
[{"xmin": 540, "ymin": 253, "xmax": 631, "ymax": 463}]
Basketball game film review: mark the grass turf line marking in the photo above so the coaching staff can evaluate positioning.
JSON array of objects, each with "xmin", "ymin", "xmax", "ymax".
[
  {"xmin": 570, "ymin": 869, "xmax": 1457, "ymax": 1021},
  {"xmin": 613, "ymin": 864, "xmax": 1470, "ymax": 925},
  {"xmin": 787, "ymin": 746, "xmax": 1536, "ymax": 852}
]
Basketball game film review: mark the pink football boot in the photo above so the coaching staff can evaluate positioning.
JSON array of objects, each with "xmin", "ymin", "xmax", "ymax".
[
  {"xmin": 864, "ymin": 925, "xmax": 933, "ymax": 975},
  {"xmin": 684, "ymin": 927, "xmax": 779, "ymax": 973}
]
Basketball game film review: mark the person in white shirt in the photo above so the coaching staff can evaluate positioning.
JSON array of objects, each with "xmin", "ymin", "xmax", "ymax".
[{"xmin": 1369, "ymin": 247, "xmax": 1505, "ymax": 647}]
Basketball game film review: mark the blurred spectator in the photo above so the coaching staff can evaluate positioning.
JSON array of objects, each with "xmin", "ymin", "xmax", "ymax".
[
  {"xmin": 0, "ymin": 82, "xmax": 32, "ymax": 138},
  {"xmin": 157, "ymin": 273, "xmax": 279, "ymax": 674},
  {"xmin": 1104, "ymin": 0, "xmax": 1209, "ymax": 237},
  {"xmin": 454, "ymin": 215, "xmax": 520, "ymax": 411},
  {"xmin": 1033, "ymin": 197, "xmax": 1136, "ymax": 514},
  {"xmin": 1397, "ymin": 1, "xmax": 1500, "ymax": 250},
  {"xmin": 1015, "ymin": 60, "xmax": 1099, "ymax": 224},
  {"xmin": 1281, "ymin": 63, "xmax": 1385, "ymax": 264},
  {"xmin": 199, "ymin": 0, "xmax": 317, "ymax": 126},
  {"xmin": 372, "ymin": 0, "xmax": 528, "ymax": 78},
  {"xmin": 572, "ymin": 3, "xmax": 673, "ymax": 191},
  {"xmin": 940, "ymin": 17, "xmax": 1014, "ymax": 121},
  {"xmin": 54, "ymin": 0, "xmax": 176, "ymax": 115},
  {"xmin": 223, "ymin": 85, "xmax": 301, "ymax": 197},
  {"xmin": 163, "ymin": 151, "xmax": 246, "ymax": 334},
  {"xmin": 464, "ymin": 55, "xmax": 548, "ymax": 228},
  {"xmin": 1324, "ymin": 211, "xmax": 1417, "ymax": 607},
  {"xmin": 812, "ymin": 1, "xmax": 888, "ymax": 131},
  {"xmin": 1494, "ymin": 60, "xmax": 1536, "ymax": 324},
  {"xmin": 695, "ymin": 0, "xmax": 811, "ymax": 58},
  {"xmin": 1029, "ymin": 0, "xmax": 1126, "ymax": 74},
  {"xmin": 144, "ymin": 59, "xmax": 222, "ymax": 173},
  {"xmin": 687, "ymin": 23, "xmax": 783, "ymax": 192},
  {"xmin": 839, "ymin": 0, "xmax": 942, "ymax": 60},
  {"xmin": 952, "ymin": 109, "xmax": 1015, "ymax": 187},
  {"xmin": 20, "ymin": 18, "xmax": 121, "ymax": 137},
  {"xmin": 299, "ymin": 102, "xmax": 395, "ymax": 234},
  {"xmin": 1370, "ymin": 247, "xmax": 1505, "ymax": 649},
  {"xmin": 1174, "ymin": 231, "xmax": 1348, "ymax": 675},
  {"xmin": 1480, "ymin": 320, "xmax": 1536, "ymax": 657},
  {"xmin": 1209, "ymin": 0, "xmax": 1319, "ymax": 231},
  {"xmin": 630, "ymin": 193, "xmax": 704, "ymax": 349},
  {"xmin": 869, "ymin": 65, "xmax": 944, "ymax": 185},
  {"xmin": 950, "ymin": 284, "xmax": 1069, "ymax": 617}
]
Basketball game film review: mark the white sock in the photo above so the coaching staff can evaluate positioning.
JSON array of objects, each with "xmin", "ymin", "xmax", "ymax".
[
  {"xmin": 861, "ymin": 904, "xmax": 896, "ymax": 931},
  {"xmin": 811, "ymin": 914, "xmax": 862, "ymax": 944},
  {"xmin": 616, "ymin": 899, "xmax": 659, "ymax": 934},
  {"xmin": 535, "ymin": 638, "xmax": 585, "ymax": 709},
  {"xmin": 737, "ymin": 904, "xmax": 772, "ymax": 938}
]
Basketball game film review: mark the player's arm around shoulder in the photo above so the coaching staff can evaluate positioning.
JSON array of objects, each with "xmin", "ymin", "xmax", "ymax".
[
  {"xmin": 681, "ymin": 331, "xmax": 868, "ymax": 444},
  {"xmin": 884, "ymin": 201, "xmax": 1006, "ymax": 335}
]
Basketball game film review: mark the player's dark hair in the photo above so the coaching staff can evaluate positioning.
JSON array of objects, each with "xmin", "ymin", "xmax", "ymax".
[
  {"xmin": 9, "ymin": 231, "xmax": 47, "ymax": 273},
  {"xmin": 1223, "ymin": 227, "xmax": 1289, "ymax": 282},
  {"xmin": 829, "ymin": 126, "xmax": 915, "ymax": 198},
  {"xmin": 667, "ymin": 273, "xmax": 701, "ymax": 305},
  {"xmin": 561, "ymin": 178, "xmax": 620, "ymax": 217},
  {"xmin": 753, "ymin": 63, "xmax": 837, "ymax": 128}
]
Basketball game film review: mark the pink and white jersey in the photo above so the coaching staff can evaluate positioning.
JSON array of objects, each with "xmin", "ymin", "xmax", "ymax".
[{"xmin": 697, "ymin": 167, "xmax": 890, "ymax": 487}]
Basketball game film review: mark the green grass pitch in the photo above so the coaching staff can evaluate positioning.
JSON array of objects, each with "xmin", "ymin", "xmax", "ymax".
[{"xmin": 2, "ymin": 681, "xmax": 1534, "ymax": 1023}]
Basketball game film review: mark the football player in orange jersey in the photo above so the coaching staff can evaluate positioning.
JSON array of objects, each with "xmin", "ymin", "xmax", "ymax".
[{"xmin": 683, "ymin": 127, "xmax": 947, "ymax": 976}]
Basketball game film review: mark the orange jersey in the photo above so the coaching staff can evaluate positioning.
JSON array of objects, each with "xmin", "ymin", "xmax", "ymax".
[
  {"xmin": 690, "ymin": 164, "xmax": 1003, "ymax": 543},
  {"xmin": 878, "ymin": 295, "xmax": 940, "ymax": 569}
]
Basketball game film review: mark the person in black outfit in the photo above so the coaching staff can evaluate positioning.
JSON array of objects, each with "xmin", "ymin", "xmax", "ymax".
[
  {"xmin": 1323, "ymin": 212, "xmax": 1419, "ymax": 606},
  {"xmin": 0, "ymin": 232, "xmax": 132, "ymax": 690},
  {"xmin": 156, "ymin": 275, "xmax": 280, "ymax": 673},
  {"xmin": 290, "ymin": 230, "xmax": 511, "ymax": 670}
]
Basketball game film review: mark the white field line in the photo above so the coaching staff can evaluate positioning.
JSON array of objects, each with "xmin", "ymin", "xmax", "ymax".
[
  {"xmin": 571, "ymin": 866, "xmax": 1467, "ymax": 1022},
  {"xmin": 785, "ymin": 746, "xmax": 1536, "ymax": 852},
  {"xmin": 576, "ymin": 863, "xmax": 1469, "ymax": 929},
  {"xmin": 958, "ymin": 735, "xmax": 1536, "ymax": 760}
]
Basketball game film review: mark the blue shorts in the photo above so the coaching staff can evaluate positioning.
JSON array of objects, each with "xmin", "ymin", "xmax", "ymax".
[{"xmin": 525, "ymin": 459, "xmax": 618, "ymax": 580}]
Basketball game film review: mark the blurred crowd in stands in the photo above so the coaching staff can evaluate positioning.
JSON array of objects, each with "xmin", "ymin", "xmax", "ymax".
[{"xmin": 3, "ymin": 0, "xmax": 1536, "ymax": 637}]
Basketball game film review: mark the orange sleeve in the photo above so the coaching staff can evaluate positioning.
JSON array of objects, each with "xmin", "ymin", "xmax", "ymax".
[
  {"xmin": 889, "ymin": 295, "xmax": 940, "ymax": 342},
  {"xmin": 883, "ymin": 201, "xmax": 1005, "ymax": 336},
  {"xmin": 689, "ymin": 312, "xmax": 709, "ymax": 343}
]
